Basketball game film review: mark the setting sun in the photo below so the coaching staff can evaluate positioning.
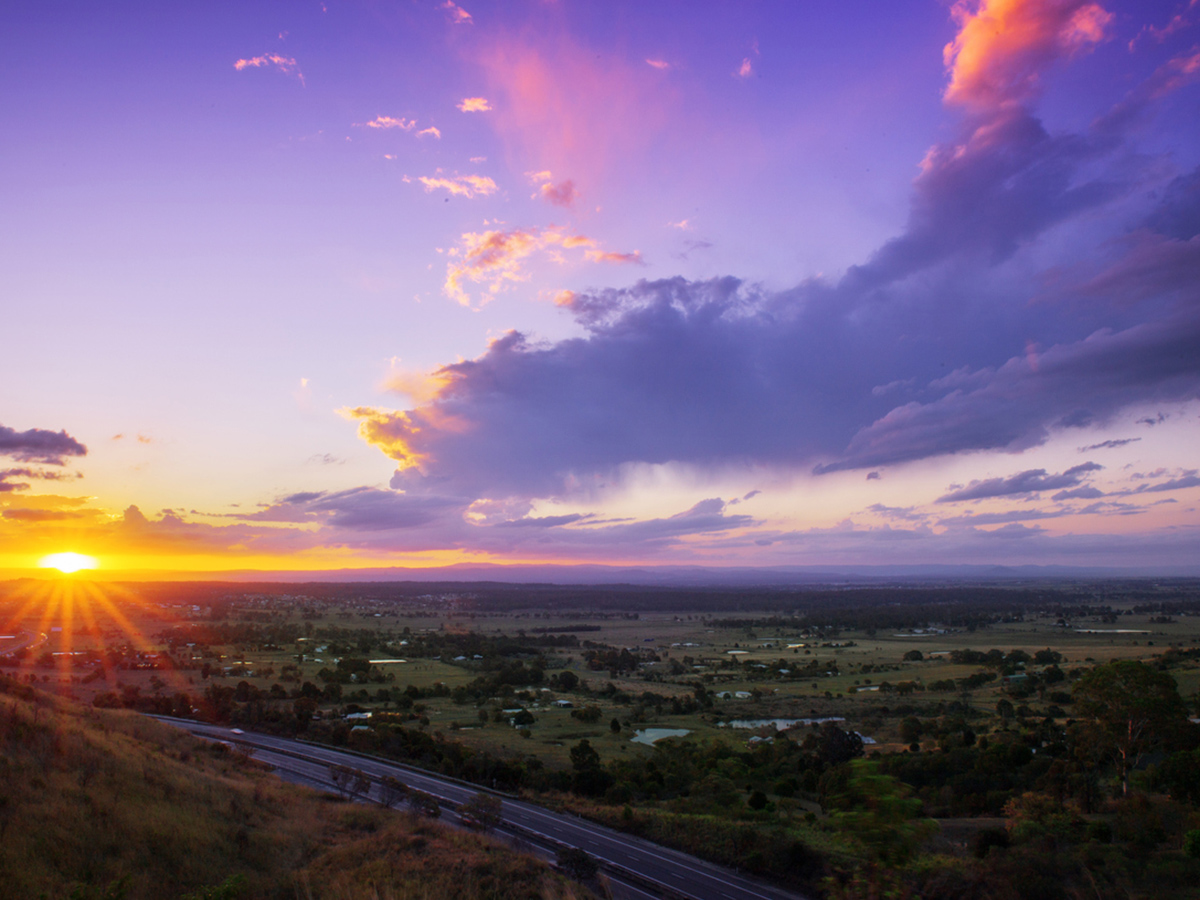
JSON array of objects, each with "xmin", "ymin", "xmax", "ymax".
[{"xmin": 39, "ymin": 552, "xmax": 98, "ymax": 574}]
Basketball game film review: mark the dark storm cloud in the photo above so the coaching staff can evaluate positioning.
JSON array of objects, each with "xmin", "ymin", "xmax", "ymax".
[
  {"xmin": 936, "ymin": 462, "xmax": 1103, "ymax": 503},
  {"xmin": 0, "ymin": 425, "xmax": 87, "ymax": 466}
]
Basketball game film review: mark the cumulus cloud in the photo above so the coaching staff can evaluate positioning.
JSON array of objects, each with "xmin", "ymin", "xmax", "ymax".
[
  {"xmin": 458, "ymin": 97, "xmax": 492, "ymax": 112},
  {"xmin": 0, "ymin": 424, "xmax": 87, "ymax": 465},
  {"xmin": 943, "ymin": 0, "xmax": 1111, "ymax": 112},
  {"xmin": 338, "ymin": 0, "xmax": 1200, "ymax": 517},
  {"xmin": 936, "ymin": 462, "xmax": 1103, "ymax": 503}
]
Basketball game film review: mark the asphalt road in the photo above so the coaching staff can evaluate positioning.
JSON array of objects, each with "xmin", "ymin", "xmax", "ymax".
[
  {"xmin": 153, "ymin": 716, "xmax": 811, "ymax": 900},
  {"xmin": 0, "ymin": 630, "xmax": 47, "ymax": 656}
]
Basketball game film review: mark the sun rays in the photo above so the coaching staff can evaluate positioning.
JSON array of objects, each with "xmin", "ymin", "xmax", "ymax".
[{"xmin": 0, "ymin": 577, "xmax": 188, "ymax": 696}]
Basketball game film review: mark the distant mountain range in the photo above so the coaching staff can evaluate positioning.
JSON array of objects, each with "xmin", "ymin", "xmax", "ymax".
[{"xmin": 11, "ymin": 562, "xmax": 1199, "ymax": 586}]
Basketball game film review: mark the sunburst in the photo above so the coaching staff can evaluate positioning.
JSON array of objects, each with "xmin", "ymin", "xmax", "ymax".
[{"xmin": 1, "ymin": 575, "xmax": 187, "ymax": 699}]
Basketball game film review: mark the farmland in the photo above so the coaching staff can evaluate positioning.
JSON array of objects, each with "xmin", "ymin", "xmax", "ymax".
[{"xmin": 4, "ymin": 576, "xmax": 1200, "ymax": 898}]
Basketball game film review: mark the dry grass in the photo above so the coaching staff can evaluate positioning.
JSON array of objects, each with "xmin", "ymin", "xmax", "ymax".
[{"xmin": 0, "ymin": 676, "xmax": 589, "ymax": 900}]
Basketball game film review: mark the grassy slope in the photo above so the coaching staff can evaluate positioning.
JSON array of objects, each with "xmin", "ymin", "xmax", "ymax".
[{"xmin": 0, "ymin": 676, "xmax": 588, "ymax": 900}]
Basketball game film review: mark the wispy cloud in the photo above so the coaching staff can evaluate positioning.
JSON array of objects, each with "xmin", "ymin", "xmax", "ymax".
[
  {"xmin": 417, "ymin": 172, "xmax": 498, "ymax": 198},
  {"xmin": 233, "ymin": 53, "xmax": 305, "ymax": 85},
  {"xmin": 360, "ymin": 115, "xmax": 416, "ymax": 130},
  {"xmin": 417, "ymin": 126, "xmax": 441, "ymax": 139},
  {"xmin": 735, "ymin": 58, "xmax": 753, "ymax": 78},
  {"xmin": 442, "ymin": 1, "xmax": 472, "ymax": 25},
  {"xmin": 457, "ymin": 97, "xmax": 492, "ymax": 112},
  {"xmin": 646, "ymin": 58, "xmax": 670, "ymax": 70},
  {"xmin": 585, "ymin": 249, "xmax": 644, "ymax": 265},
  {"xmin": 936, "ymin": 462, "xmax": 1103, "ymax": 503}
]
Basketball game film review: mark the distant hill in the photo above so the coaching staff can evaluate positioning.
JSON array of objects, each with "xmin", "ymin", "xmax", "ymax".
[{"xmin": 6, "ymin": 561, "xmax": 1200, "ymax": 586}]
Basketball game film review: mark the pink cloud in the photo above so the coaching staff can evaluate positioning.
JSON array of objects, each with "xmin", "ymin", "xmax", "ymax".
[
  {"xmin": 585, "ymin": 249, "xmax": 644, "ymax": 265},
  {"xmin": 442, "ymin": 1, "xmax": 472, "ymax": 24},
  {"xmin": 646, "ymin": 58, "xmax": 670, "ymax": 70},
  {"xmin": 735, "ymin": 57, "xmax": 753, "ymax": 78},
  {"xmin": 442, "ymin": 226, "xmax": 637, "ymax": 307},
  {"xmin": 416, "ymin": 172, "xmax": 498, "ymax": 198},
  {"xmin": 458, "ymin": 97, "xmax": 492, "ymax": 112},
  {"xmin": 233, "ymin": 53, "xmax": 305, "ymax": 85},
  {"xmin": 360, "ymin": 115, "xmax": 416, "ymax": 130},
  {"xmin": 527, "ymin": 170, "xmax": 577, "ymax": 207},
  {"xmin": 943, "ymin": 0, "xmax": 1112, "ymax": 111},
  {"xmin": 417, "ymin": 126, "xmax": 442, "ymax": 139}
]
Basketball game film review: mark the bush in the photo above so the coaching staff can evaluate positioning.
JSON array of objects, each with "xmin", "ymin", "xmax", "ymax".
[{"xmin": 1185, "ymin": 830, "xmax": 1200, "ymax": 859}]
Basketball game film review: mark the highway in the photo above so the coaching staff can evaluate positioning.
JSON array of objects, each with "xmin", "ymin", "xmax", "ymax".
[
  {"xmin": 0, "ymin": 630, "xmax": 47, "ymax": 657},
  {"xmin": 153, "ymin": 717, "xmax": 811, "ymax": 900}
]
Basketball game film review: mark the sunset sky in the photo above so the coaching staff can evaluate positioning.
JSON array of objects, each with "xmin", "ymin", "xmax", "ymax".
[{"xmin": 3, "ymin": 0, "xmax": 1199, "ymax": 576}]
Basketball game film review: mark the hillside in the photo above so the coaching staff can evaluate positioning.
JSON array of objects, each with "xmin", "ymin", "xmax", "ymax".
[{"xmin": 0, "ymin": 674, "xmax": 589, "ymax": 900}]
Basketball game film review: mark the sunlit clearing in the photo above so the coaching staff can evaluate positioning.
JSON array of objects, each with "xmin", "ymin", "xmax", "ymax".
[{"xmin": 39, "ymin": 552, "xmax": 98, "ymax": 574}]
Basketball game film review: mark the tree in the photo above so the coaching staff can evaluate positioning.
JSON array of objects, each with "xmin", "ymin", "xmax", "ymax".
[
  {"xmin": 829, "ymin": 759, "xmax": 937, "ymax": 866},
  {"xmin": 379, "ymin": 774, "xmax": 408, "ymax": 808},
  {"xmin": 570, "ymin": 739, "xmax": 612, "ymax": 796},
  {"xmin": 407, "ymin": 788, "xmax": 442, "ymax": 818},
  {"xmin": 1073, "ymin": 660, "xmax": 1188, "ymax": 795},
  {"xmin": 556, "ymin": 846, "xmax": 599, "ymax": 881},
  {"xmin": 329, "ymin": 764, "xmax": 354, "ymax": 799},
  {"xmin": 460, "ymin": 792, "xmax": 503, "ymax": 832}
]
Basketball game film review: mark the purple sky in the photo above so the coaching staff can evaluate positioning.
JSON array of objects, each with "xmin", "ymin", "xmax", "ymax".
[{"xmin": 2, "ymin": 0, "xmax": 1199, "ymax": 574}]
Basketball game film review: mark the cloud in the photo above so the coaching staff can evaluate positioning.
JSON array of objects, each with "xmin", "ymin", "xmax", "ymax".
[
  {"xmin": 441, "ymin": 226, "xmax": 639, "ymax": 307},
  {"xmin": 646, "ymin": 59, "xmax": 670, "ymax": 70},
  {"xmin": 936, "ymin": 462, "xmax": 1103, "ymax": 503},
  {"xmin": 1146, "ymin": 165, "xmax": 1200, "ymax": 241},
  {"xmin": 735, "ymin": 58, "xmax": 754, "ymax": 78},
  {"xmin": 337, "ymin": 0, "xmax": 1200, "ymax": 515},
  {"xmin": 584, "ymin": 249, "xmax": 644, "ymax": 265},
  {"xmin": 417, "ymin": 172, "xmax": 498, "ymax": 198},
  {"xmin": 1079, "ymin": 437, "xmax": 1140, "ymax": 451},
  {"xmin": 233, "ymin": 53, "xmax": 304, "ymax": 84},
  {"xmin": 458, "ymin": 97, "xmax": 492, "ymax": 112},
  {"xmin": 528, "ymin": 171, "xmax": 578, "ymax": 207},
  {"xmin": 443, "ymin": 228, "xmax": 548, "ymax": 306},
  {"xmin": 442, "ymin": 1, "xmax": 472, "ymax": 24},
  {"xmin": 1134, "ymin": 472, "xmax": 1200, "ymax": 493},
  {"xmin": 361, "ymin": 115, "xmax": 416, "ymax": 130},
  {"xmin": 0, "ymin": 424, "xmax": 87, "ymax": 465},
  {"xmin": 417, "ymin": 126, "xmax": 441, "ymax": 139},
  {"xmin": 943, "ymin": 0, "xmax": 1111, "ymax": 112},
  {"xmin": 815, "ymin": 314, "xmax": 1200, "ymax": 473}
]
